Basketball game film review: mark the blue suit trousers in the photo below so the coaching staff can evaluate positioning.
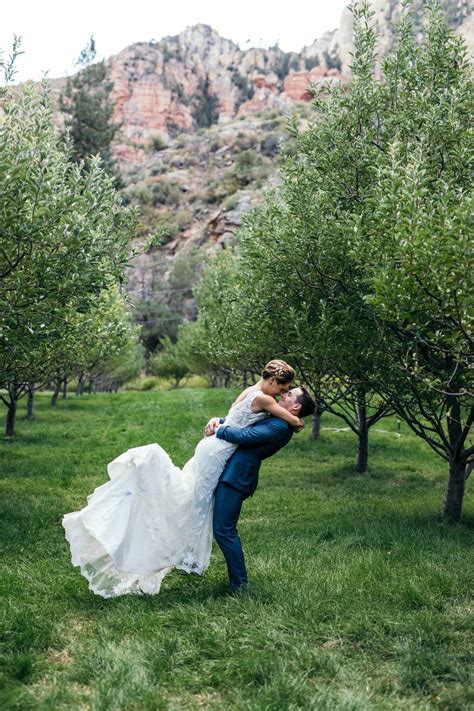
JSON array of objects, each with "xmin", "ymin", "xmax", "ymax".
[{"xmin": 213, "ymin": 482, "xmax": 247, "ymax": 592}]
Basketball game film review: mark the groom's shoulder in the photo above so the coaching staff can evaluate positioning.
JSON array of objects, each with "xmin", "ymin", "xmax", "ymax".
[{"xmin": 261, "ymin": 416, "xmax": 292, "ymax": 432}]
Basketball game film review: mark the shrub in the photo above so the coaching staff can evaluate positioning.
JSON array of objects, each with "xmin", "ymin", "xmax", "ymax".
[
  {"xmin": 231, "ymin": 69, "xmax": 255, "ymax": 105},
  {"xmin": 223, "ymin": 194, "xmax": 240, "ymax": 211},
  {"xmin": 234, "ymin": 132, "xmax": 258, "ymax": 152},
  {"xmin": 150, "ymin": 164, "xmax": 168, "ymax": 176},
  {"xmin": 204, "ymin": 176, "xmax": 239, "ymax": 203},
  {"xmin": 151, "ymin": 181, "xmax": 181, "ymax": 207},
  {"xmin": 149, "ymin": 134, "xmax": 168, "ymax": 152},
  {"xmin": 123, "ymin": 376, "xmax": 163, "ymax": 391},
  {"xmin": 150, "ymin": 336, "xmax": 191, "ymax": 388},
  {"xmin": 323, "ymin": 49, "xmax": 341, "ymax": 71},
  {"xmin": 261, "ymin": 135, "xmax": 279, "ymax": 157},
  {"xmin": 135, "ymin": 186, "xmax": 153, "ymax": 205},
  {"xmin": 305, "ymin": 55, "xmax": 320, "ymax": 70},
  {"xmin": 146, "ymin": 222, "xmax": 177, "ymax": 248},
  {"xmin": 175, "ymin": 210, "xmax": 192, "ymax": 232},
  {"xmin": 233, "ymin": 150, "xmax": 268, "ymax": 186},
  {"xmin": 275, "ymin": 53, "xmax": 289, "ymax": 81}
]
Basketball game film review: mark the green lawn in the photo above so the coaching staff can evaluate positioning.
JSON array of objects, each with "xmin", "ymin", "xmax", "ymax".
[{"xmin": 0, "ymin": 390, "xmax": 472, "ymax": 710}]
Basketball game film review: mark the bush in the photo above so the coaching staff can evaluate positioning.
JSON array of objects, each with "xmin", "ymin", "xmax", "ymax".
[
  {"xmin": 151, "ymin": 181, "xmax": 181, "ymax": 207},
  {"xmin": 149, "ymin": 336, "xmax": 191, "ymax": 388},
  {"xmin": 145, "ymin": 223, "xmax": 177, "ymax": 249},
  {"xmin": 123, "ymin": 376, "xmax": 164, "ymax": 391},
  {"xmin": 204, "ymin": 176, "xmax": 239, "ymax": 203},
  {"xmin": 223, "ymin": 194, "xmax": 240, "ymax": 211},
  {"xmin": 233, "ymin": 150, "xmax": 270, "ymax": 187},
  {"xmin": 261, "ymin": 135, "xmax": 279, "ymax": 157},
  {"xmin": 135, "ymin": 186, "xmax": 153, "ymax": 205},
  {"xmin": 323, "ymin": 49, "xmax": 341, "ymax": 71},
  {"xmin": 114, "ymin": 374, "xmax": 209, "ymax": 391},
  {"xmin": 275, "ymin": 53, "xmax": 300, "ymax": 83},
  {"xmin": 149, "ymin": 134, "xmax": 168, "ymax": 152},
  {"xmin": 175, "ymin": 210, "xmax": 193, "ymax": 232},
  {"xmin": 150, "ymin": 164, "xmax": 168, "ymax": 176},
  {"xmin": 305, "ymin": 55, "xmax": 320, "ymax": 70},
  {"xmin": 234, "ymin": 132, "xmax": 258, "ymax": 152},
  {"xmin": 231, "ymin": 69, "xmax": 255, "ymax": 101}
]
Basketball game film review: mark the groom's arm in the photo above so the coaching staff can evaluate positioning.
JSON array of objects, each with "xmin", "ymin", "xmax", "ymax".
[{"xmin": 216, "ymin": 418, "xmax": 290, "ymax": 447}]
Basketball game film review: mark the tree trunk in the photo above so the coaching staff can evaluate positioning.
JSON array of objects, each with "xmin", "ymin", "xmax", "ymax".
[
  {"xmin": 224, "ymin": 369, "xmax": 231, "ymax": 388},
  {"xmin": 5, "ymin": 382, "xmax": 24, "ymax": 436},
  {"xmin": 312, "ymin": 410, "xmax": 322, "ymax": 441},
  {"xmin": 51, "ymin": 380, "xmax": 61, "ymax": 407},
  {"xmin": 27, "ymin": 383, "xmax": 35, "ymax": 420},
  {"xmin": 443, "ymin": 458, "xmax": 466, "ymax": 523},
  {"xmin": 443, "ymin": 395, "xmax": 466, "ymax": 522},
  {"xmin": 357, "ymin": 426, "xmax": 369, "ymax": 473},
  {"xmin": 62, "ymin": 377, "xmax": 68, "ymax": 399},
  {"xmin": 6, "ymin": 398, "xmax": 17, "ymax": 436},
  {"xmin": 356, "ymin": 388, "xmax": 369, "ymax": 473},
  {"xmin": 76, "ymin": 373, "xmax": 84, "ymax": 396}
]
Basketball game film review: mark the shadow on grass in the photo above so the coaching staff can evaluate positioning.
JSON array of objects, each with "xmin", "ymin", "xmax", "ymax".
[{"xmin": 66, "ymin": 572, "xmax": 233, "ymax": 619}]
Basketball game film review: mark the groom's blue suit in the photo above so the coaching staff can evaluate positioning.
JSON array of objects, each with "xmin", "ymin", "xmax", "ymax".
[{"xmin": 213, "ymin": 417, "xmax": 293, "ymax": 592}]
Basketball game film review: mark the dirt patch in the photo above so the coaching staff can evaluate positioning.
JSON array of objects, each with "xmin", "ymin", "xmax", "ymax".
[
  {"xmin": 46, "ymin": 648, "xmax": 73, "ymax": 665},
  {"xmin": 322, "ymin": 638, "xmax": 343, "ymax": 649}
]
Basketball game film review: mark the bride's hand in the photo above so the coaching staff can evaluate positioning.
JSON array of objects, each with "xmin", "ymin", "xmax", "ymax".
[{"xmin": 204, "ymin": 418, "xmax": 221, "ymax": 437}]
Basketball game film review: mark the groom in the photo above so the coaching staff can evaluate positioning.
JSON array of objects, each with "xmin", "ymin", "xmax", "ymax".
[{"xmin": 205, "ymin": 386, "xmax": 315, "ymax": 594}]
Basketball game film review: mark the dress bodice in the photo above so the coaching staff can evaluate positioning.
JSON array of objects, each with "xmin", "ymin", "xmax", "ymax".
[{"xmin": 224, "ymin": 391, "xmax": 268, "ymax": 428}]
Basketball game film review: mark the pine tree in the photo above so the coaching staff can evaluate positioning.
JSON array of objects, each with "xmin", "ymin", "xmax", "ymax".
[
  {"xmin": 193, "ymin": 75, "xmax": 219, "ymax": 128},
  {"xmin": 60, "ymin": 37, "xmax": 120, "ymax": 181}
]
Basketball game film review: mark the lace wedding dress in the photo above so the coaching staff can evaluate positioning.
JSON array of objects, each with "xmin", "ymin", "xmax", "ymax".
[{"xmin": 63, "ymin": 391, "xmax": 267, "ymax": 597}]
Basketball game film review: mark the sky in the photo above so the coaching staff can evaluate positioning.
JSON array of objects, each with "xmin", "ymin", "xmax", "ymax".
[{"xmin": 1, "ymin": 0, "xmax": 349, "ymax": 83}]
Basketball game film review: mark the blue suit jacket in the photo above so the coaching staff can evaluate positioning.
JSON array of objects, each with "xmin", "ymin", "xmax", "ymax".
[{"xmin": 216, "ymin": 417, "xmax": 293, "ymax": 498}]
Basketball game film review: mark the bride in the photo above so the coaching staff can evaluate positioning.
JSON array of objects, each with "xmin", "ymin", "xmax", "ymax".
[{"xmin": 63, "ymin": 360, "xmax": 302, "ymax": 597}]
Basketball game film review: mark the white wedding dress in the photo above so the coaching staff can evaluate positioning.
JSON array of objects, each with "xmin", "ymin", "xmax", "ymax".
[{"xmin": 63, "ymin": 391, "xmax": 267, "ymax": 597}]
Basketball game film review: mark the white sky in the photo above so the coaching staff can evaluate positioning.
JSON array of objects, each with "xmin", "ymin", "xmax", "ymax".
[{"xmin": 1, "ymin": 0, "xmax": 348, "ymax": 83}]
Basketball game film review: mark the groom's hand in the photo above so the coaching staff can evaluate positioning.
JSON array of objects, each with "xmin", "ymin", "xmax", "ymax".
[{"xmin": 204, "ymin": 418, "xmax": 221, "ymax": 437}]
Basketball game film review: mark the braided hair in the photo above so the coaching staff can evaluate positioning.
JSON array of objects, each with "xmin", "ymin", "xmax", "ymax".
[{"xmin": 262, "ymin": 359, "xmax": 295, "ymax": 385}]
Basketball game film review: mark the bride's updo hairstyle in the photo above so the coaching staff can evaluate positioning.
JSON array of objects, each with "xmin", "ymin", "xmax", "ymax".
[{"xmin": 262, "ymin": 359, "xmax": 295, "ymax": 385}]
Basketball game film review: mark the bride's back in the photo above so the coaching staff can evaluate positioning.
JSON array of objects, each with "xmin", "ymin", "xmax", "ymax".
[{"xmin": 232, "ymin": 385, "xmax": 259, "ymax": 406}]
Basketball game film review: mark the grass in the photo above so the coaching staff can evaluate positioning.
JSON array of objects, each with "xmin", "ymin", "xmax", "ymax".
[
  {"xmin": 122, "ymin": 374, "xmax": 209, "ymax": 391},
  {"xmin": 0, "ymin": 389, "xmax": 472, "ymax": 710}
]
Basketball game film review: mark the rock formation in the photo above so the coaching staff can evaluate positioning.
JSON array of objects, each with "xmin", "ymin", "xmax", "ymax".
[
  {"xmin": 37, "ymin": 1, "xmax": 473, "ymax": 313},
  {"xmin": 98, "ymin": 1, "xmax": 472, "ymax": 163}
]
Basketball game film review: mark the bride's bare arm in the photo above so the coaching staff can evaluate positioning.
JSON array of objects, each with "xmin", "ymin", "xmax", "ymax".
[{"xmin": 253, "ymin": 393, "xmax": 304, "ymax": 430}]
